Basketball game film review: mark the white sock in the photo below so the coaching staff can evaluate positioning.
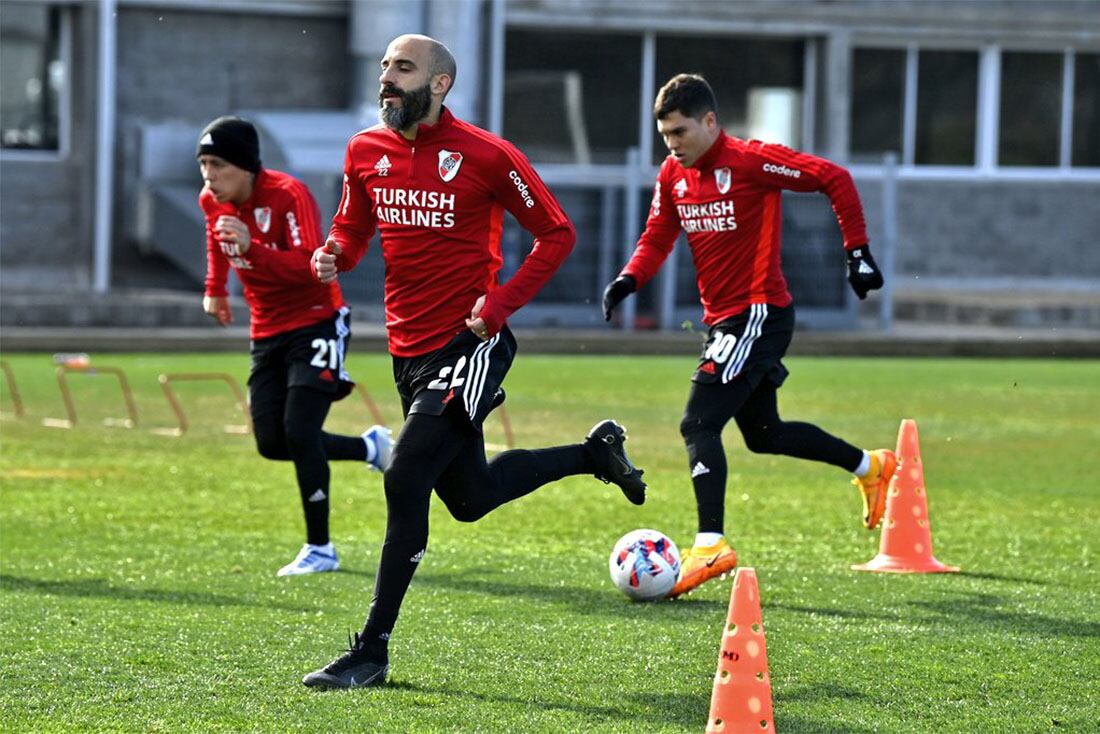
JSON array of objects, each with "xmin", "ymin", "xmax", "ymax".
[
  {"xmin": 854, "ymin": 451, "xmax": 872, "ymax": 478},
  {"xmin": 309, "ymin": 542, "xmax": 335, "ymax": 555},
  {"xmin": 694, "ymin": 532, "xmax": 724, "ymax": 548},
  {"xmin": 363, "ymin": 434, "xmax": 377, "ymax": 463}
]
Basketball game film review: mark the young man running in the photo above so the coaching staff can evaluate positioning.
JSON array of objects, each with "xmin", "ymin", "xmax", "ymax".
[
  {"xmin": 603, "ymin": 74, "xmax": 896, "ymax": 598},
  {"xmin": 197, "ymin": 116, "xmax": 392, "ymax": 577}
]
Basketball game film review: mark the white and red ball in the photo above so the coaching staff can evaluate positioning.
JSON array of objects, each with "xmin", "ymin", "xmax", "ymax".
[{"xmin": 608, "ymin": 528, "xmax": 681, "ymax": 601}]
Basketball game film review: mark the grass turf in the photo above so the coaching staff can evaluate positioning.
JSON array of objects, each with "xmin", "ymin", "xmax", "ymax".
[{"xmin": 1, "ymin": 352, "xmax": 1098, "ymax": 733}]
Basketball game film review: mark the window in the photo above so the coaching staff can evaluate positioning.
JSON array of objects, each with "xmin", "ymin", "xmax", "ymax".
[
  {"xmin": 999, "ymin": 51, "xmax": 1062, "ymax": 166},
  {"xmin": 0, "ymin": 4, "xmax": 63, "ymax": 151},
  {"xmin": 1072, "ymin": 52, "xmax": 1100, "ymax": 167},
  {"xmin": 504, "ymin": 30, "xmax": 641, "ymax": 164},
  {"xmin": 850, "ymin": 48, "xmax": 905, "ymax": 163},
  {"xmin": 654, "ymin": 36, "xmax": 804, "ymax": 163},
  {"xmin": 915, "ymin": 50, "xmax": 978, "ymax": 165}
]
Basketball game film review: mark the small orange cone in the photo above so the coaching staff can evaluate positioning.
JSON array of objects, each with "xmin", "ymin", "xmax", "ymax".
[
  {"xmin": 705, "ymin": 568, "xmax": 775, "ymax": 733},
  {"xmin": 853, "ymin": 419, "xmax": 959, "ymax": 573}
]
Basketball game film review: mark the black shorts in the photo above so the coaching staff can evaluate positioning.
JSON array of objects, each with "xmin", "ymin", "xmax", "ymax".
[
  {"xmin": 392, "ymin": 325, "xmax": 517, "ymax": 431},
  {"xmin": 248, "ymin": 307, "xmax": 354, "ymax": 416},
  {"xmin": 692, "ymin": 303, "xmax": 793, "ymax": 389}
]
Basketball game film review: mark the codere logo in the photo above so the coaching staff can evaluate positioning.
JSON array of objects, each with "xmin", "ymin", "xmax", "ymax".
[
  {"xmin": 762, "ymin": 162, "xmax": 801, "ymax": 178},
  {"xmin": 509, "ymin": 170, "xmax": 536, "ymax": 208}
]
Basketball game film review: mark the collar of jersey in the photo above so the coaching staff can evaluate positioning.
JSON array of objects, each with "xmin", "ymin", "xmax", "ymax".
[
  {"xmin": 690, "ymin": 130, "xmax": 729, "ymax": 172},
  {"xmin": 233, "ymin": 168, "xmax": 268, "ymax": 211},
  {"xmin": 387, "ymin": 105, "xmax": 455, "ymax": 146}
]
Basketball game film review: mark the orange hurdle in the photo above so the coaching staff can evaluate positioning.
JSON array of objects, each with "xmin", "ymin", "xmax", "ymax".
[
  {"xmin": 0, "ymin": 360, "xmax": 26, "ymax": 420},
  {"xmin": 154, "ymin": 372, "xmax": 251, "ymax": 437},
  {"xmin": 42, "ymin": 364, "xmax": 138, "ymax": 429}
]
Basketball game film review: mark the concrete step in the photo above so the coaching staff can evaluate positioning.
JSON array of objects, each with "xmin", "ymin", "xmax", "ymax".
[{"xmin": 891, "ymin": 280, "xmax": 1100, "ymax": 330}]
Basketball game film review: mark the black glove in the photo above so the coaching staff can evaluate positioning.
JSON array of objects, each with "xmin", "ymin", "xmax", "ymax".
[
  {"xmin": 602, "ymin": 275, "xmax": 637, "ymax": 321},
  {"xmin": 846, "ymin": 245, "xmax": 883, "ymax": 300}
]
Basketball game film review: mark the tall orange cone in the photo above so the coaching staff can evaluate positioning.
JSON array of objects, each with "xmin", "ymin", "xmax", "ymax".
[
  {"xmin": 853, "ymin": 419, "xmax": 959, "ymax": 573},
  {"xmin": 705, "ymin": 568, "xmax": 775, "ymax": 733}
]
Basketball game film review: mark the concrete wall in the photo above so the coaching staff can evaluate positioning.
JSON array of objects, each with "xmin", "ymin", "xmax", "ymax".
[
  {"xmin": 111, "ymin": 6, "xmax": 350, "ymax": 278},
  {"xmin": 0, "ymin": 5, "xmax": 96, "ymax": 288},
  {"xmin": 858, "ymin": 178, "xmax": 1100, "ymax": 281},
  {"xmin": 0, "ymin": 2, "xmax": 350, "ymax": 289}
]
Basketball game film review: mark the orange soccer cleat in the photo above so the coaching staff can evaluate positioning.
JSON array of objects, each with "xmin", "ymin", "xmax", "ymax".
[
  {"xmin": 852, "ymin": 449, "xmax": 897, "ymax": 530},
  {"xmin": 667, "ymin": 538, "xmax": 738, "ymax": 598}
]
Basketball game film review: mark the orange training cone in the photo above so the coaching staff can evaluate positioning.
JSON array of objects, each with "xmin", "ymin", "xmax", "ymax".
[
  {"xmin": 705, "ymin": 568, "xmax": 775, "ymax": 733},
  {"xmin": 853, "ymin": 419, "xmax": 959, "ymax": 573}
]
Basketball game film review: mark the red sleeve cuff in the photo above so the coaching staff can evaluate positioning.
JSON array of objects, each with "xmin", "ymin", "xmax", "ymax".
[{"xmin": 479, "ymin": 299, "xmax": 507, "ymax": 336}]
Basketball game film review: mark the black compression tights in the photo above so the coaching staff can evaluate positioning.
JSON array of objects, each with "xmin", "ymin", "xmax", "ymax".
[
  {"xmin": 251, "ymin": 386, "xmax": 366, "ymax": 545},
  {"xmin": 680, "ymin": 379, "xmax": 863, "ymax": 534},
  {"xmin": 360, "ymin": 404, "xmax": 593, "ymax": 657}
]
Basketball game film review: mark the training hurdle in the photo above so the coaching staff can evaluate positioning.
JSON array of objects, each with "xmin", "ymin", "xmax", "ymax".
[
  {"xmin": 352, "ymin": 383, "xmax": 387, "ymax": 426},
  {"xmin": 153, "ymin": 372, "xmax": 251, "ymax": 437},
  {"xmin": 489, "ymin": 405, "xmax": 515, "ymax": 451},
  {"xmin": 42, "ymin": 364, "xmax": 138, "ymax": 429},
  {"xmin": 0, "ymin": 360, "xmax": 26, "ymax": 420}
]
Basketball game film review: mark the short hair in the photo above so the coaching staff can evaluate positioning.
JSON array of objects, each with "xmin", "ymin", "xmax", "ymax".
[
  {"xmin": 427, "ymin": 38, "xmax": 457, "ymax": 96},
  {"xmin": 653, "ymin": 73, "xmax": 718, "ymax": 121}
]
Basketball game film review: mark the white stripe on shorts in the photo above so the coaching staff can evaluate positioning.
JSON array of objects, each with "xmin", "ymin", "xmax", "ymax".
[
  {"xmin": 464, "ymin": 333, "xmax": 499, "ymax": 418},
  {"xmin": 722, "ymin": 303, "xmax": 768, "ymax": 384},
  {"xmin": 335, "ymin": 305, "xmax": 351, "ymax": 382}
]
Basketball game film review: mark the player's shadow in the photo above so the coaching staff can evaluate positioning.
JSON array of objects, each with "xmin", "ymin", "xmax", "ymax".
[
  {"xmin": 380, "ymin": 680, "xmax": 709, "ymax": 729},
  {"xmin": 764, "ymin": 602, "xmax": 898, "ymax": 622},
  {"xmin": 0, "ymin": 574, "xmax": 305, "ymax": 612},
  {"xmin": 908, "ymin": 592, "xmax": 1100, "ymax": 639},
  {"xmin": 956, "ymin": 569, "xmax": 1048, "ymax": 586},
  {"xmin": 410, "ymin": 569, "xmax": 727, "ymax": 617},
  {"xmin": 772, "ymin": 714, "xmax": 880, "ymax": 734}
]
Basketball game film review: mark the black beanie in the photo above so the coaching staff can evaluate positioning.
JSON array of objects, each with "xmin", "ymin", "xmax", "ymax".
[{"xmin": 196, "ymin": 116, "xmax": 262, "ymax": 173}]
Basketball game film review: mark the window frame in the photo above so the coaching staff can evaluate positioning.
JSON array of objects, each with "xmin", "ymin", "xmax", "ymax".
[
  {"xmin": 0, "ymin": 3, "xmax": 72, "ymax": 162},
  {"xmin": 851, "ymin": 38, "xmax": 1100, "ymax": 180}
]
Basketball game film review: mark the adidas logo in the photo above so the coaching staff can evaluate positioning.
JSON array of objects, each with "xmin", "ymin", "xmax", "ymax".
[
  {"xmin": 691, "ymin": 462, "xmax": 710, "ymax": 478},
  {"xmin": 374, "ymin": 154, "xmax": 392, "ymax": 175},
  {"xmin": 409, "ymin": 549, "xmax": 425, "ymax": 563},
  {"xmin": 858, "ymin": 261, "xmax": 874, "ymax": 274},
  {"xmin": 308, "ymin": 489, "xmax": 327, "ymax": 502}
]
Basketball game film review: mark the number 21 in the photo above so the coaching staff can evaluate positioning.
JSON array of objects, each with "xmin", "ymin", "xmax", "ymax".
[{"xmin": 310, "ymin": 338, "xmax": 339, "ymax": 370}]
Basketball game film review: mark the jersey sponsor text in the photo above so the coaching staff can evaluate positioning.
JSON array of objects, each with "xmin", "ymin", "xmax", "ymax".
[
  {"xmin": 762, "ymin": 162, "xmax": 801, "ymax": 178},
  {"xmin": 372, "ymin": 186, "xmax": 457, "ymax": 228},
  {"xmin": 678, "ymin": 199, "xmax": 737, "ymax": 233},
  {"xmin": 509, "ymin": 170, "xmax": 535, "ymax": 208}
]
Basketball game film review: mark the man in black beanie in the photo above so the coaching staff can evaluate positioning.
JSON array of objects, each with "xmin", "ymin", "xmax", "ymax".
[
  {"xmin": 196, "ymin": 116, "xmax": 262, "ymax": 174},
  {"xmin": 196, "ymin": 115, "xmax": 393, "ymax": 576}
]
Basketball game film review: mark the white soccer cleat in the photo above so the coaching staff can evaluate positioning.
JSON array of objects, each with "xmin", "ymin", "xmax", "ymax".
[
  {"xmin": 277, "ymin": 543, "xmax": 340, "ymax": 577},
  {"xmin": 363, "ymin": 425, "xmax": 393, "ymax": 472}
]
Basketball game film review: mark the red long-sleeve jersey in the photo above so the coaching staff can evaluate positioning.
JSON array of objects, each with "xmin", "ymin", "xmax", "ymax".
[
  {"xmin": 622, "ymin": 131, "xmax": 868, "ymax": 325},
  {"xmin": 201, "ymin": 168, "xmax": 345, "ymax": 339},
  {"xmin": 328, "ymin": 107, "xmax": 575, "ymax": 358}
]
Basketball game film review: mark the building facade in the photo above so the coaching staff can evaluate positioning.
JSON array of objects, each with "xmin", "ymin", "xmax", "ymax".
[{"xmin": 2, "ymin": 0, "xmax": 1097, "ymax": 328}]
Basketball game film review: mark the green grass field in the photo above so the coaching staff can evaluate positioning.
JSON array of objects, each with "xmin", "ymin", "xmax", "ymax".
[{"xmin": 1, "ymin": 352, "xmax": 1098, "ymax": 733}]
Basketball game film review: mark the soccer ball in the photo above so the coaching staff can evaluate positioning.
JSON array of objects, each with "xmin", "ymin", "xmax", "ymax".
[{"xmin": 608, "ymin": 528, "xmax": 681, "ymax": 601}]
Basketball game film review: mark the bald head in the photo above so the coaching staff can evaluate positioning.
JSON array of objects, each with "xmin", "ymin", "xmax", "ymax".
[{"xmin": 388, "ymin": 34, "xmax": 456, "ymax": 97}]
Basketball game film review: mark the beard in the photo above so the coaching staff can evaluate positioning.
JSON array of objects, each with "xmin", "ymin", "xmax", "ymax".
[{"xmin": 379, "ymin": 83, "xmax": 433, "ymax": 131}]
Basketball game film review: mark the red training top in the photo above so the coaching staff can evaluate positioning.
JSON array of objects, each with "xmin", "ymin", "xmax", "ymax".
[
  {"xmin": 201, "ymin": 168, "xmax": 345, "ymax": 339},
  {"xmin": 622, "ymin": 131, "xmax": 868, "ymax": 325},
  {"xmin": 328, "ymin": 107, "xmax": 575, "ymax": 357}
]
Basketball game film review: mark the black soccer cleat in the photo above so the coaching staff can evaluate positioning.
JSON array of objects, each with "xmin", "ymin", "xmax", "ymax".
[
  {"xmin": 302, "ymin": 632, "xmax": 389, "ymax": 689},
  {"xmin": 585, "ymin": 419, "xmax": 647, "ymax": 505}
]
